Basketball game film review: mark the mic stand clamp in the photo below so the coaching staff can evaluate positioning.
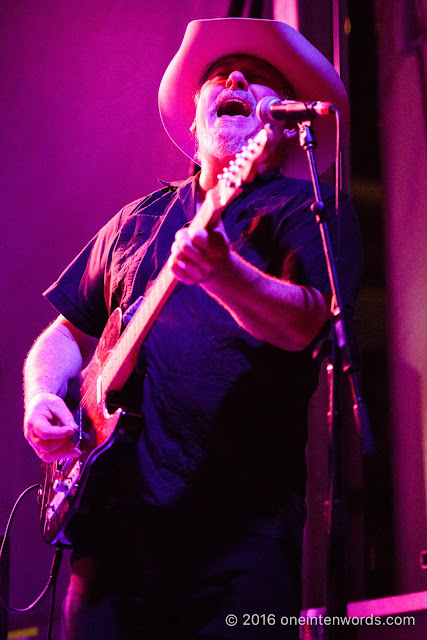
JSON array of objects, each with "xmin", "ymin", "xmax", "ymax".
[{"xmin": 296, "ymin": 120, "xmax": 374, "ymax": 640}]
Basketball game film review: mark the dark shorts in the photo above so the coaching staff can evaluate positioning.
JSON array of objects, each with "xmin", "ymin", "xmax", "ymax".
[{"xmin": 63, "ymin": 506, "xmax": 302, "ymax": 640}]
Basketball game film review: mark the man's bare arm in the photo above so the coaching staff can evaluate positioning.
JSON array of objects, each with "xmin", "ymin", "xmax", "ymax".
[
  {"xmin": 23, "ymin": 316, "xmax": 98, "ymax": 462},
  {"xmin": 170, "ymin": 225, "xmax": 330, "ymax": 351}
]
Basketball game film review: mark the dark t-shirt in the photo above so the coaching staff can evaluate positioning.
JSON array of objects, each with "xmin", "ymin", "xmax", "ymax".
[{"xmin": 45, "ymin": 170, "xmax": 362, "ymax": 537}]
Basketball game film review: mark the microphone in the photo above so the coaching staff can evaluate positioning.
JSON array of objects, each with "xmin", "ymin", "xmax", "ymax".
[{"xmin": 256, "ymin": 97, "xmax": 335, "ymax": 123}]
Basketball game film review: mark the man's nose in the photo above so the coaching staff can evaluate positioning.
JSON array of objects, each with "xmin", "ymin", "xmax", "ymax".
[{"xmin": 225, "ymin": 71, "xmax": 248, "ymax": 91}]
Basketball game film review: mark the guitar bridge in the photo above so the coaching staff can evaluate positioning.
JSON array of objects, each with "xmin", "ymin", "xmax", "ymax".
[{"xmin": 46, "ymin": 460, "xmax": 82, "ymax": 520}]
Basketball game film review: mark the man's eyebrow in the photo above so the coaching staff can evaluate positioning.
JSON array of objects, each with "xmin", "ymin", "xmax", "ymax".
[
  {"xmin": 201, "ymin": 66, "xmax": 230, "ymax": 82},
  {"xmin": 208, "ymin": 70, "xmax": 229, "ymax": 77}
]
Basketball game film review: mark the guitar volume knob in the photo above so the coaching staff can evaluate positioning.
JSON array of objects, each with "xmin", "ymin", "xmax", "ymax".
[{"xmin": 53, "ymin": 480, "xmax": 69, "ymax": 493}]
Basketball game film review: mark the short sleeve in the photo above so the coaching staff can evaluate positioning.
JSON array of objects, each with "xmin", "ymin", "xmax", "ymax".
[{"xmin": 43, "ymin": 208, "xmax": 126, "ymax": 337}]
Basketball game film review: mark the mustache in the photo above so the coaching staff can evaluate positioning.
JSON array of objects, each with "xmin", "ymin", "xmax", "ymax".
[{"xmin": 211, "ymin": 89, "xmax": 257, "ymax": 117}]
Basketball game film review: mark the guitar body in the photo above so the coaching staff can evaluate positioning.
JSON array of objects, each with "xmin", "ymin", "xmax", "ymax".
[
  {"xmin": 39, "ymin": 129, "xmax": 269, "ymax": 546},
  {"xmin": 39, "ymin": 308, "xmax": 143, "ymax": 545}
]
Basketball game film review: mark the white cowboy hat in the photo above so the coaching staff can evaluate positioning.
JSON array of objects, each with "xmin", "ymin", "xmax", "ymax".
[{"xmin": 158, "ymin": 17, "xmax": 349, "ymax": 179}]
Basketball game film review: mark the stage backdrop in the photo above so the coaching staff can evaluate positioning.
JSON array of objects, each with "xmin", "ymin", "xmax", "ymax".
[{"xmin": 376, "ymin": 0, "xmax": 427, "ymax": 595}]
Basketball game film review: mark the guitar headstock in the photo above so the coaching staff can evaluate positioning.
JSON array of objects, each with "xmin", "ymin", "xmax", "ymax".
[{"xmin": 217, "ymin": 126, "xmax": 270, "ymax": 206}]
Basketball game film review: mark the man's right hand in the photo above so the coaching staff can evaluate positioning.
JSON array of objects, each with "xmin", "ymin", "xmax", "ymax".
[{"xmin": 24, "ymin": 391, "xmax": 81, "ymax": 462}]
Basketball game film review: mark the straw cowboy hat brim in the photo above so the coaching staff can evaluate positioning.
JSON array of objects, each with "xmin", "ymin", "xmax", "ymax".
[{"xmin": 158, "ymin": 18, "xmax": 349, "ymax": 179}]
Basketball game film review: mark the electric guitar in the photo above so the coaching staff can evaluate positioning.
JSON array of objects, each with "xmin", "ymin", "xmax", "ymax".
[{"xmin": 39, "ymin": 127, "xmax": 270, "ymax": 545}]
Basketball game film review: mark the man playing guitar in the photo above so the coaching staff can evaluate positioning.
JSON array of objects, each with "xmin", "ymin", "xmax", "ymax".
[{"xmin": 24, "ymin": 18, "xmax": 362, "ymax": 640}]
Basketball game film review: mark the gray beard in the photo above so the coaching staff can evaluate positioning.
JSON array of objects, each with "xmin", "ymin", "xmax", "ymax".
[{"xmin": 198, "ymin": 122, "xmax": 261, "ymax": 162}]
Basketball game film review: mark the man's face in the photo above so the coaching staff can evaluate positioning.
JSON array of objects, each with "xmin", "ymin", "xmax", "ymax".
[{"xmin": 193, "ymin": 55, "xmax": 291, "ymax": 165}]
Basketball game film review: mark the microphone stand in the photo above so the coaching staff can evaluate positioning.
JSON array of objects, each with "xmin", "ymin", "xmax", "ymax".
[{"xmin": 296, "ymin": 120, "xmax": 373, "ymax": 640}]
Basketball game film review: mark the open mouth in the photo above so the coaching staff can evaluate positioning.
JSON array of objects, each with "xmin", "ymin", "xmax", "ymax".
[{"xmin": 217, "ymin": 98, "xmax": 251, "ymax": 118}]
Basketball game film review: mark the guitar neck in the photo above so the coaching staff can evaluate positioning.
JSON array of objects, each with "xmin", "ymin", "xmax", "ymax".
[
  {"xmin": 92, "ymin": 128, "xmax": 268, "ymax": 398},
  {"xmin": 101, "ymin": 264, "xmax": 178, "ymax": 392}
]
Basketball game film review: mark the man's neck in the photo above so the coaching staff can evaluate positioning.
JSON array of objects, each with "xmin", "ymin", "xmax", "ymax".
[{"xmin": 198, "ymin": 154, "xmax": 234, "ymax": 193}]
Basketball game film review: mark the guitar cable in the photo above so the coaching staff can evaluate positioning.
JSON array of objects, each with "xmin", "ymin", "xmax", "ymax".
[{"xmin": 0, "ymin": 484, "xmax": 64, "ymax": 640}]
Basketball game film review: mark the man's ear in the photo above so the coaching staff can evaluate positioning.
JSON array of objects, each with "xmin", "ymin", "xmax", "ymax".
[{"xmin": 190, "ymin": 90, "xmax": 200, "ymax": 133}]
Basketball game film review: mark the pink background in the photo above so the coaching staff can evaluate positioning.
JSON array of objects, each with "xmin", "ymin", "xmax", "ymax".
[{"xmin": 1, "ymin": 0, "xmax": 426, "ymax": 633}]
